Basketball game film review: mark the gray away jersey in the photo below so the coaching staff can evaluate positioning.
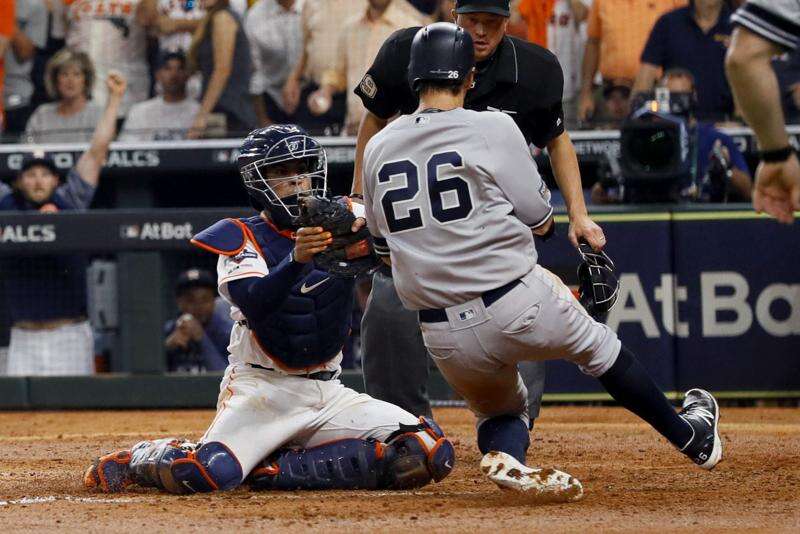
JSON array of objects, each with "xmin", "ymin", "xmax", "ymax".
[{"xmin": 363, "ymin": 108, "xmax": 553, "ymax": 310}]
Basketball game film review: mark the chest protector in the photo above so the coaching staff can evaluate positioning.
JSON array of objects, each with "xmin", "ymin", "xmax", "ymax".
[{"xmin": 192, "ymin": 215, "xmax": 355, "ymax": 371}]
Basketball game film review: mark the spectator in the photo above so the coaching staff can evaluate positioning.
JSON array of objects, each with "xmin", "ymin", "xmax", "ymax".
[
  {"xmin": 29, "ymin": 0, "xmax": 67, "ymax": 113},
  {"xmin": 516, "ymin": 0, "xmax": 591, "ymax": 127},
  {"xmin": 632, "ymin": 0, "xmax": 735, "ymax": 122},
  {"xmin": 0, "ymin": 0, "xmax": 14, "ymax": 134},
  {"xmin": 0, "ymin": 72, "xmax": 126, "ymax": 377},
  {"xmin": 164, "ymin": 268, "xmax": 232, "ymax": 373},
  {"xmin": 435, "ymin": 0, "xmax": 456, "ymax": 22},
  {"xmin": 245, "ymin": 0, "xmax": 304, "ymax": 126},
  {"xmin": 282, "ymin": 0, "xmax": 363, "ymax": 134},
  {"xmin": 3, "ymin": 0, "xmax": 48, "ymax": 139},
  {"xmin": 119, "ymin": 51, "xmax": 200, "ymax": 141},
  {"xmin": 24, "ymin": 48, "xmax": 103, "ymax": 143},
  {"xmin": 64, "ymin": 0, "xmax": 151, "ymax": 116},
  {"xmin": 313, "ymin": 0, "xmax": 424, "ymax": 135},
  {"xmin": 597, "ymin": 78, "xmax": 632, "ymax": 127},
  {"xmin": 142, "ymin": 0, "xmax": 206, "ymax": 53},
  {"xmin": 591, "ymin": 69, "xmax": 752, "ymax": 203},
  {"xmin": 186, "ymin": 0, "xmax": 256, "ymax": 138},
  {"xmin": 578, "ymin": 0, "xmax": 685, "ymax": 122}
]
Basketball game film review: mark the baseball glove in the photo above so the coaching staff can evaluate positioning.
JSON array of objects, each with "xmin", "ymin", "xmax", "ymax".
[
  {"xmin": 297, "ymin": 194, "xmax": 380, "ymax": 278},
  {"xmin": 577, "ymin": 240, "xmax": 620, "ymax": 322}
]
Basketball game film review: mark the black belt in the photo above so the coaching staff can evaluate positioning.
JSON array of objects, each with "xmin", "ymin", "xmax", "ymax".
[
  {"xmin": 418, "ymin": 279, "xmax": 521, "ymax": 323},
  {"xmin": 246, "ymin": 363, "xmax": 337, "ymax": 381}
]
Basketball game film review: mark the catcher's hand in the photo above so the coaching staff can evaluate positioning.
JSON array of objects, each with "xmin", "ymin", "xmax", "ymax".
[
  {"xmin": 577, "ymin": 239, "xmax": 620, "ymax": 322},
  {"xmin": 296, "ymin": 195, "xmax": 380, "ymax": 278}
]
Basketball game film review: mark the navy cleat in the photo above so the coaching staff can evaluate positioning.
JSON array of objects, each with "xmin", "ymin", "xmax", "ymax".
[
  {"xmin": 84, "ymin": 450, "xmax": 133, "ymax": 492},
  {"xmin": 679, "ymin": 388, "xmax": 722, "ymax": 470}
]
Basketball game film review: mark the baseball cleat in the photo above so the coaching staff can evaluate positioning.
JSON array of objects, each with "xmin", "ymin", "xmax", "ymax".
[
  {"xmin": 679, "ymin": 388, "xmax": 722, "ymax": 470},
  {"xmin": 480, "ymin": 451, "xmax": 583, "ymax": 503},
  {"xmin": 83, "ymin": 450, "xmax": 133, "ymax": 492}
]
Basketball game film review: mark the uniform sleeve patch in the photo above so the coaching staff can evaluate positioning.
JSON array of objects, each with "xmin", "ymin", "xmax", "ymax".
[
  {"xmin": 231, "ymin": 250, "xmax": 259, "ymax": 263},
  {"xmin": 359, "ymin": 74, "xmax": 378, "ymax": 99}
]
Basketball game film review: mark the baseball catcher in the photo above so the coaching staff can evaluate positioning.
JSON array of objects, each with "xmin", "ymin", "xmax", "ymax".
[{"xmin": 83, "ymin": 125, "xmax": 454, "ymax": 494}]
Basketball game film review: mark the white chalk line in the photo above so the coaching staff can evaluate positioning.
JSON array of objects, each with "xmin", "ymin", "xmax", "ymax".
[
  {"xmin": 0, "ymin": 495, "xmax": 141, "ymax": 507},
  {"xmin": 0, "ymin": 430, "xmax": 204, "ymax": 442}
]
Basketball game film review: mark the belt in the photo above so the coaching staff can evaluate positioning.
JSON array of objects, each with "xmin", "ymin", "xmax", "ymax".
[
  {"xmin": 14, "ymin": 317, "xmax": 87, "ymax": 331},
  {"xmin": 418, "ymin": 279, "xmax": 521, "ymax": 323},
  {"xmin": 246, "ymin": 363, "xmax": 337, "ymax": 381}
]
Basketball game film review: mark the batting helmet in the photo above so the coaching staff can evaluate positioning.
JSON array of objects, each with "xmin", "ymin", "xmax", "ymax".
[
  {"xmin": 408, "ymin": 22, "xmax": 475, "ymax": 92},
  {"xmin": 237, "ymin": 124, "xmax": 327, "ymax": 229}
]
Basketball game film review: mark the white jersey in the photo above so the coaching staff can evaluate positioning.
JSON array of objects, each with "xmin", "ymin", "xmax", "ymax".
[
  {"xmin": 363, "ymin": 108, "xmax": 553, "ymax": 311},
  {"xmin": 156, "ymin": 0, "xmax": 205, "ymax": 52},
  {"xmin": 548, "ymin": 0, "xmax": 590, "ymax": 100},
  {"xmin": 66, "ymin": 0, "xmax": 150, "ymax": 113},
  {"xmin": 214, "ymin": 240, "xmax": 343, "ymax": 373}
]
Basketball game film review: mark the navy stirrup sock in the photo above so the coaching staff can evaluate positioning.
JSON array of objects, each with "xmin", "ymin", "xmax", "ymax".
[
  {"xmin": 599, "ymin": 346, "xmax": 692, "ymax": 448},
  {"xmin": 477, "ymin": 415, "xmax": 530, "ymax": 464}
]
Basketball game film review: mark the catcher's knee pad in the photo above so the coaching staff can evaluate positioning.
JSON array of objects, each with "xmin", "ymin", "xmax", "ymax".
[
  {"xmin": 169, "ymin": 442, "xmax": 243, "ymax": 493},
  {"xmin": 249, "ymin": 438, "xmax": 386, "ymax": 491},
  {"xmin": 129, "ymin": 439, "xmax": 242, "ymax": 494},
  {"xmin": 381, "ymin": 416, "xmax": 455, "ymax": 490}
]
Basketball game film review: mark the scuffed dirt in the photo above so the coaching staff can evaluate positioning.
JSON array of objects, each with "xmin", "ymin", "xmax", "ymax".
[{"xmin": 1, "ymin": 407, "xmax": 798, "ymax": 533}]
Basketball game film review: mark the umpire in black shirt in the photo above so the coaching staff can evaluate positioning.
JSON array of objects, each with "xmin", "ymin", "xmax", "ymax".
[{"xmin": 352, "ymin": 0, "xmax": 607, "ymax": 420}]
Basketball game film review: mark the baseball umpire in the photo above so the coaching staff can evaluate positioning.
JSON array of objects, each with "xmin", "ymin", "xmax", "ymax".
[{"xmin": 351, "ymin": 0, "xmax": 606, "ymax": 421}]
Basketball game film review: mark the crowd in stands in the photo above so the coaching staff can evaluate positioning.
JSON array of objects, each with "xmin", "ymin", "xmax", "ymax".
[
  {"xmin": 1, "ymin": 0, "xmax": 799, "ymax": 377},
  {"xmin": 1, "ymin": 0, "xmax": 797, "ymax": 144}
]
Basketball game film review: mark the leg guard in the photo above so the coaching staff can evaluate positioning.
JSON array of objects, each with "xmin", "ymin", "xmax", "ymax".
[
  {"xmin": 248, "ymin": 416, "xmax": 455, "ymax": 491},
  {"xmin": 382, "ymin": 416, "xmax": 455, "ymax": 489},
  {"xmin": 128, "ymin": 439, "xmax": 243, "ymax": 494},
  {"xmin": 249, "ymin": 438, "xmax": 386, "ymax": 491}
]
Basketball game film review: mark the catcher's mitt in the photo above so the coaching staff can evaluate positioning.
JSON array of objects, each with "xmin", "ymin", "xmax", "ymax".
[
  {"xmin": 297, "ymin": 194, "xmax": 380, "ymax": 278},
  {"xmin": 577, "ymin": 240, "xmax": 620, "ymax": 322}
]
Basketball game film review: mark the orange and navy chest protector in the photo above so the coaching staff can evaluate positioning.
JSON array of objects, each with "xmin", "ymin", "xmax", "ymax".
[{"xmin": 192, "ymin": 214, "xmax": 355, "ymax": 370}]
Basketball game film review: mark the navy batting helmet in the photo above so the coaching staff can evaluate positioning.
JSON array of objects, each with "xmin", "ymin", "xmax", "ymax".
[
  {"xmin": 408, "ymin": 22, "xmax": 474, "ymax": 92},
  {"xmin": 237, "ymin": 125, "xmax": 327, "ymax": 228}
]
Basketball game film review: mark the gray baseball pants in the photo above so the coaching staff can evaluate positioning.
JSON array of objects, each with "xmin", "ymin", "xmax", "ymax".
[
  {"xmin": 418, "ymin": 265, "xmax": 621, "ymax": 427},
  {"xmin": 362, "ymin": 268, "xmax": 547, "ymax": 420}
]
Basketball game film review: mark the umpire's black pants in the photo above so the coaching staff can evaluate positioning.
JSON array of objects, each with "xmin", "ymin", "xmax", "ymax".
[{"xmin": 361, "ymin": 269, "xmax": 545, "ymax": 420}]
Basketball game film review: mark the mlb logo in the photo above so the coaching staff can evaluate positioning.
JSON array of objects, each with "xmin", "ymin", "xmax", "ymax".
[{"xmin": 459, "ymin": 309, "xmax": 475, "ymax": 321}]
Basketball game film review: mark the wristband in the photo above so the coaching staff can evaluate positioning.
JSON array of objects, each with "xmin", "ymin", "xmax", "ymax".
[
  {"xmin": 349, "ymin": 193, "xmax": 364, "ymax": 200},
  {"xmin": 759, "ymin": 146, "xmax": 795, "ymax": 163}
]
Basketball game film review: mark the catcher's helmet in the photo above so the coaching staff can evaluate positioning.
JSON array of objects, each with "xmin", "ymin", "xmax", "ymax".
[
  {"xmin": 237, "ymin": 124, "xmax": 327, "ymax": 228},
  {"xmin": 408, "ymin": 22, "xmax": 474, "ymax": 92}
]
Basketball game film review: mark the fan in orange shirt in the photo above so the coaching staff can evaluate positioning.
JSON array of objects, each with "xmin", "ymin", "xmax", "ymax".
[{"xmin": 515, "ymin": 0, "xmax": 555, "ymax": 47}]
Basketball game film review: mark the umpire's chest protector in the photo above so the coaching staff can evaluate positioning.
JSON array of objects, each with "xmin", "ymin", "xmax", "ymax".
[{"xmin": 196, "ymin": 216, "xmax": 355, "ymax": 370}]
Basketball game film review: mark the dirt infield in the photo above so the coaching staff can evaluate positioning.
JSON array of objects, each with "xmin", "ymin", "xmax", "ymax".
[{"xmin": 1, "ymin": 406, "xmax": 798, "ymax": 533}]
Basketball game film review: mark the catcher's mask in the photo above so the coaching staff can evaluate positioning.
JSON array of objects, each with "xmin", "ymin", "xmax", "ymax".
[
  {"xmin": 577, "ymin": 241, "xmax": 620, "ymax": 321},
  {"xmin": 237, "ymin": 125, "xmax": 327, "ymax": 229}
]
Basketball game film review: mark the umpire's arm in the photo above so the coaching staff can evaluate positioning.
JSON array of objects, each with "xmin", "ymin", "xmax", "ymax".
[
  {"xmin": 546, "ymin": 131, "xmax": 605, "ymax": 250},
  {"xmin": 352, "ymin": 112, "xmax": 389, "ymax": 196}
]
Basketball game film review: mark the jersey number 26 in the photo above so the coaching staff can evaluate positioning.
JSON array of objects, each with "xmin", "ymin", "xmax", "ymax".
[{"xmin": 377, "ymin": 151, "xmax": 473, "ymax": 234}]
